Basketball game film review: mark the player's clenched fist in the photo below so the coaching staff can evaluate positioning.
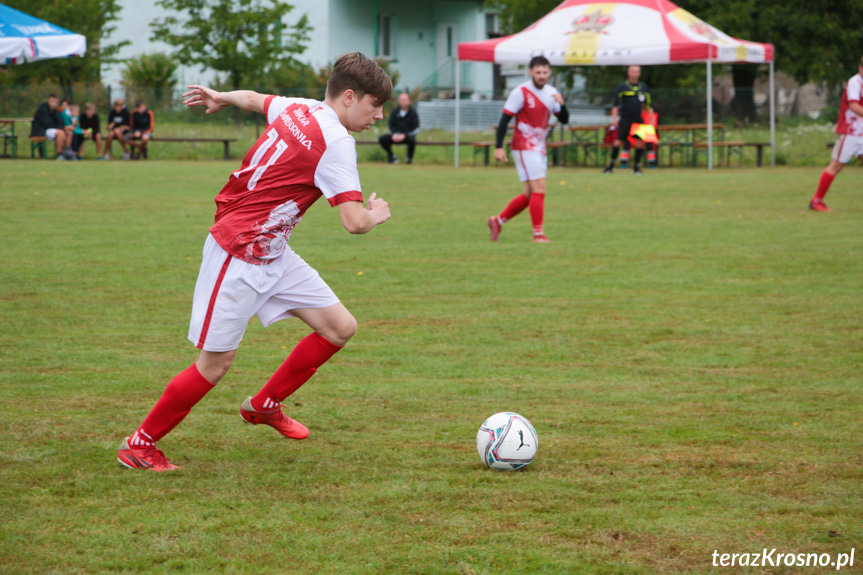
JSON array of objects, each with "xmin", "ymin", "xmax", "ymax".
[{"xmin": 366, "ymin": 192, "xmax": 391, "ymax": 224}]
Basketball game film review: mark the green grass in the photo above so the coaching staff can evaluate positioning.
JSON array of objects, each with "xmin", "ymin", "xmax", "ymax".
[{"xmin": 1, "ymin": 161, "xmax": 861, "ymax": 574}]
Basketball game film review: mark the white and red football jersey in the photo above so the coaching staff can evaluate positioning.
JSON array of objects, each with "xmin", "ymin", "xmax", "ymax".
[
  {"xmin": 836, "ymin": 74, "xmax": 863, "ymax": 136},
  {"xmin": 503, "ymin": 81, "xmax": 562, "ymax": 154},
  {"xmin": 209, "ymin": 96, "xmax": 363, "ymax": 265}
]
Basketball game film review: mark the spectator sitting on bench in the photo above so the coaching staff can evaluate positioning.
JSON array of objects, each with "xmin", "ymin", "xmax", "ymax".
[
  {"xmin": 74, "ymin": 103, "xmax": 104, "ymax": 160},
  {"xmin": 30, "ymin": 93, "xmax": 73, "ymax": 161},
  {"xmin": 60, "ymin": 99, "xmax": 77, "ymax": 144},
  {"xmin": 63, "ymin": 103, "xmax": 83, "ymax": 158},
  {"xmin": 104, "ymin": 98, "xmax": 132, "ymax": 160},
  {"xmin": 126, "ymin": 100, "xmax": 155, "ymax": 160},
  {"xmin": 379, "ymin": 92, "xmax": 419, "ymax": 164}
]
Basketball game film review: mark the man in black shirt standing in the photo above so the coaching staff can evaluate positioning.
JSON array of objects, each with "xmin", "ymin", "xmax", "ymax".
[
  {"xmin": 378, "ymin": 92, "xmax": 420, "ymax": 164},
  {"xmin": 603, "ymin": 66, "xmax": 655, "ymax": 175}
]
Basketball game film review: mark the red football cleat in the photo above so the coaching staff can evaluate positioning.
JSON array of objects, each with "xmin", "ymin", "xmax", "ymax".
[
  {"xmin": 809, "ymin": 201, "xmax": 832, "ymax": 212},
  {"xmin": 117, "ymin": 438, "xmax": 180, "ymax": 471},
  {"xmin": 240, "ymin": 397, "xmax": 309, "ymax": 439},
  {"xmin": 487, "ymin": 216, "xmax": 502, "ymax": 242},
  {"xmin": 532, "ymin": 235, "xmax": 550, "ymax": 243}
]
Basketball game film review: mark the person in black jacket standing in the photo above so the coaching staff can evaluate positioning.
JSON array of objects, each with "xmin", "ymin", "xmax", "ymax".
[
  {"xmin": 30, "ymin": 94, "xmax": 70, "ymax": 160},
  {"xmin": 602, "ymin": 65, "xmax": 655, "ymax": 175},
  {"xmin": 378, "ymin": 92, "xmax": 420, "ymax": 164}
]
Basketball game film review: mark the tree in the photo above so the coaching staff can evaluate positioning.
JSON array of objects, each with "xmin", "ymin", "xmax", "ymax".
[
  {"xmin": 769, "ymin": 0, "xmax": 863, "ymax": 87},
  {"xmin": 489, "ymin": 0, "xmax": 863, "ymax": 122},
  {"xmin": 151, "ymin": 0, "xmax": 312, "ymax": 93},
  {"xmin": 121, "ymin": 52, "xmax": 180, "ymax": 107},
  {"xmin": 0, "ymin": 0, "xmax": 126, "ymax": 97}
]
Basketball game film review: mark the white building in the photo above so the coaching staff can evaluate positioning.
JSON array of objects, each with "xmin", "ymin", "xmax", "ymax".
[{"xmin": 103, "ymin": 0, "xmax": 505, "ymax": 96}]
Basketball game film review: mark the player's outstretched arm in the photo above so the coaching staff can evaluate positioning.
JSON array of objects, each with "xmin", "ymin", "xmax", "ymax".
[
  {"xmin": 338, "ymin": 193, "xmax": 391, "ymax": 234},
  {"xmin": 182, "ymin": 86, "xmax": 267, "ymax": 115}
]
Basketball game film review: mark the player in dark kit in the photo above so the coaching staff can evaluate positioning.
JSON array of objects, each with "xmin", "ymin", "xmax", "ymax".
[{"xmin": 603, "ymin": 65, "xmax": 655, "ymax": 175}]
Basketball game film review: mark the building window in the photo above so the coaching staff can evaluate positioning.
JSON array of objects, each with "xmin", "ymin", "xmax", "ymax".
[
  {"xmin": 378, "ymin": 14, "xmax": 393, "ymax": 59},
  {"xmin": 485, "ymin": 13, "xmax": 500, "ymax": 38},
  {"xmin": 447, "ymin": 26, "xmax": 453, "ymax": 58}
]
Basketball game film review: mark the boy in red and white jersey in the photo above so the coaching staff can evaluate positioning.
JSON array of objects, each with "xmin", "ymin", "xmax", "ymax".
[
  {"xmin": 117, "ymin": 53, "xmax": 393, "ymax": 471},
  {"xmin": 809, "ymin": 58, "xmax": 863, "ymax": 212},
  {"xmin": 488, "ymin": 56, "xmax": 569, "ymax": 243}
]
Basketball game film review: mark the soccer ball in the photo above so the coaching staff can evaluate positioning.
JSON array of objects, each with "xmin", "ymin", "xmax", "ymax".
[{"xmin": 476, "ymin": 412, "xmax": 538, "ymax": 470}]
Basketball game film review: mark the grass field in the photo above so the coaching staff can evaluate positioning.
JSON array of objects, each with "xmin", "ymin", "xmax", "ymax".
[{"xmin": 1, "ymin": 161, "xmax": 861, "ymax": 574}]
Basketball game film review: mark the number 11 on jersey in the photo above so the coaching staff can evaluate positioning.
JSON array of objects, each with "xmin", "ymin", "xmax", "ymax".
[{"xmin": 233, "ymin": 128, "xmax": 289, "ymax": 191}]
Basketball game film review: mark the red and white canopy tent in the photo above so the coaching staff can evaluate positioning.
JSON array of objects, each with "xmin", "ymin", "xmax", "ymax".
[{"xmin": 454, "ymin": 0, "xmax": 775, "ymax": 169}]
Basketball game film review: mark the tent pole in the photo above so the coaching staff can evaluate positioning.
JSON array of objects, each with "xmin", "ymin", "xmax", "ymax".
[
  {"xmin": 769, "ymin": 60, "xmax": 775, "ymax": 167},
  {"xmin": 707, "ymin": 53, "xmax": 713, "ymax": 171},
  {"xmin": 455, "ymin": 58, "xmax": 460, "ymax": 168}
]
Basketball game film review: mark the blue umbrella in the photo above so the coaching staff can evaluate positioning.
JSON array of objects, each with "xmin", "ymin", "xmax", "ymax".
[{"xmin": 0, "ymin": 3, "xmax": 86, "ymax": 65}]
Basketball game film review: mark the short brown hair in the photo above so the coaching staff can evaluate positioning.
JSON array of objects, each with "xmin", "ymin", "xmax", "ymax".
[
  {"xmin": 326, "ymin": 52, "xmax": 393, "ymax": 104},
  {"xmin": 529, "ymin": 56, "xmax": 550, "ymax": 69}
]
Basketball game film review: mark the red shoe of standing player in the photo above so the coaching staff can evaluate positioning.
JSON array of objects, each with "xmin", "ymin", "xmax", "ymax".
[
  {"xmin": 532, "ymin": 235, "xmax": 550, "ymax": 243},
  {"xmin": 809, "ymin": 200, "xmax": 832, "ymax": 212},
  {"xmin": 487, "ymin": 216, "xmax": 502, "ymax": 242},
  {"xmin": 117, "ymin": 438, "xmax": 180, "ymax": 471},
  {"xmin": 240, "ymin": 397, "xmax": 310, "ymax": 439}
]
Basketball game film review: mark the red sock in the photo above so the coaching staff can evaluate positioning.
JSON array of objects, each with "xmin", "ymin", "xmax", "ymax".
[
  {"xmin": 529, "ymin": 192, "xmax": 545, "ymax": 236},
  {"xmin": 132, "ymin": 363, "xmax": 215, "ymax": 445},
  {"xmin": 813, "ymin": 171, "xmax": 835, "ymax": 202},
  {"xmin": 251, "ymin": 332, "xmax": 343, "ymax": 411},
  {"xmin": 499, "ymin": 193, "xmax": 529, "ymax": 223}
]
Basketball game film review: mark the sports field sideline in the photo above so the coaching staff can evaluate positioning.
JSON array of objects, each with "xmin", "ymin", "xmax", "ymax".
[{"xmin": 1, "ymin": 162, "xmax": 860, "ymax": 574}]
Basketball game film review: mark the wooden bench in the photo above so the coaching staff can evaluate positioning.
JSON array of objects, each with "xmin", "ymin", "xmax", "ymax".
[
  {"xmin": 0, "ymin": 118, "xmax": 29, "ymax": 159},
  {"xmin": 149, "ymin": 137, "xmax": 237, "ymax": 160},
  {"xmin": 30, "ymin": 136, "xmax": 50, "ymax": 159},
  {"xmin": 471, "ymin": 141, "xmax": 498, "ymax": 166},
  {"xmin": 691, "ymin": 141, "xmax": 771, "ymax": 167},
  {"xmin": 356, "ymin": 140, "xmax": 474, "ymax": 163},
  {"xmin": 547, "ymin": 141, "xmax": 573, "ymax": 167},
  {"xmin": 0, "ymin": 134, "xmax": 17, "ymax": 158}
]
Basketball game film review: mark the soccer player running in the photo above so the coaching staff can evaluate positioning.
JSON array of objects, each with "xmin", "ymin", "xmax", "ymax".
[
  {"xmin": 603, "ymin": 65, "xmax": 655, "ymax": 175},
  {"xmin": 809, "ymin": 58, "xmax": 863, "ymax": 212},
  {"xmin": 487, "ymin": 56, "xmax": 569, "ymax": 243},
  {"xmin": 117, "ymin": 53, "xmax": 393, "ymax": 471}
]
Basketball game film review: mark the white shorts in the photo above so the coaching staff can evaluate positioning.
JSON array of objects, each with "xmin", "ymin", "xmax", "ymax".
[
  {"xmin": 45, "ymin": 128, "xmax": 59, "ymax": 141},
  {"xmin": 831, "ymin": 135, "xmax": 863, "ymax": 164},
  {"xmin": 188, "ymin": 234, "xmax": 340, "ymax": 352},
  {"xmin": 511, "ymin": 150, "xmax": 548, "ymax": 182}
]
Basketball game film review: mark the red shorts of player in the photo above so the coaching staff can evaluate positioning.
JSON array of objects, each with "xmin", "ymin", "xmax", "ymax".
[
  {"xmin": 511, "ymin": 150, "xmax": 548, "ymax": 182},
  {"xmin": 188, "ymin": 234, "xmax": 340, "ymax": 352},
  {"xmin": 831, "ymin": 134, "xmax": 863, "ymax": 164}
]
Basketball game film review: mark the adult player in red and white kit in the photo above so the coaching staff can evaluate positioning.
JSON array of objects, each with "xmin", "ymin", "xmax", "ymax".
[
  {"xmin": 117, "ymin": 53, "xmax": 393, "ymax": 471},
  {"xmin": 488, "ymin": 56, "xmax": 569, "ymax": 243},
  {"xmin": 809, "ymin": 58, "xmax": 863, "ymax": 212}
]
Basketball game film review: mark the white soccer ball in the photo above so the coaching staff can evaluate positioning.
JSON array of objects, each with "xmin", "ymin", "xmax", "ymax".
[{"xmin": 476, "ymin": 412, "xmax": 538, "ymax": 470}]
